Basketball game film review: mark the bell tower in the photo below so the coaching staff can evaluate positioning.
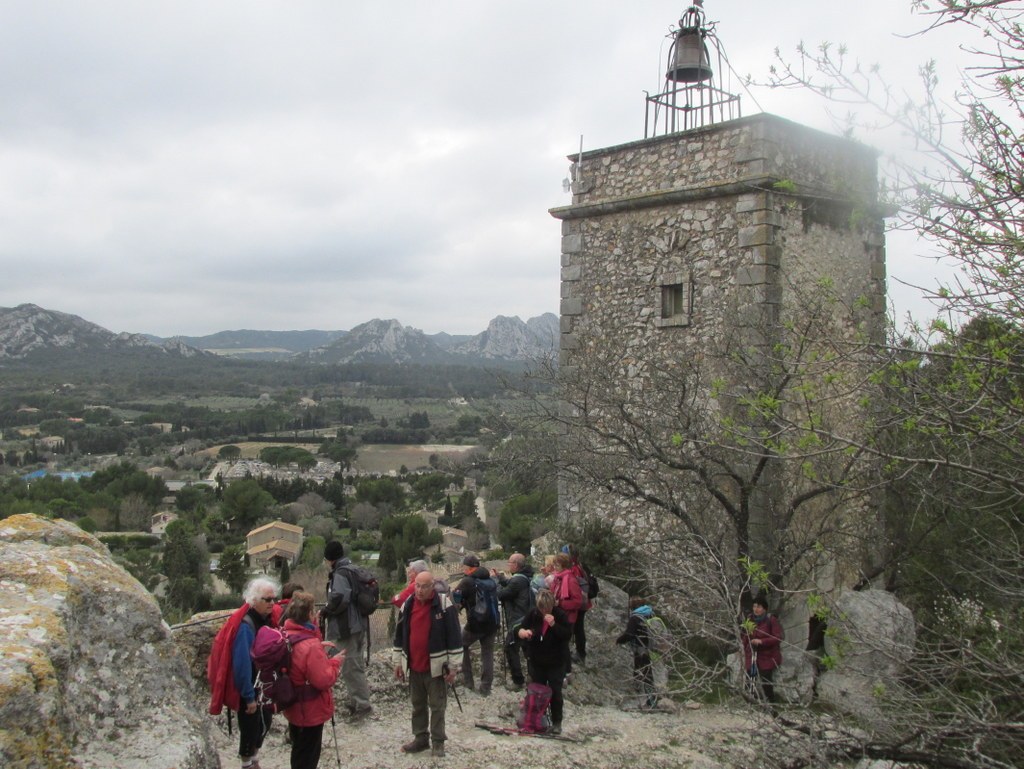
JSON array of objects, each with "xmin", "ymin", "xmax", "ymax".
[{"xmin": 550, "ymin": 4, "xmax": 887, "ymax": 607}]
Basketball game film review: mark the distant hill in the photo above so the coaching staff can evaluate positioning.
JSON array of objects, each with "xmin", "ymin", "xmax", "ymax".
[
  {"xmin": 161, "ymin": 329, "xmax": 348, "ymax": 360},
  {"xmin": 0, "ymin": 304, "xmax": 558, "ymax": 367},
  {"xmin": 0, "ymin": 304, "xmax": 207, "ymax": 362},
  {"xmin": 300, "ymin": 313, "xmax": 559, "ymax": 365}
]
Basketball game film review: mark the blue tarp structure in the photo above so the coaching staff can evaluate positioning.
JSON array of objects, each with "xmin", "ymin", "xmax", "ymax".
[{"xmin": 21, "ymin": 469, "xmax": 94, "ymax": 482}]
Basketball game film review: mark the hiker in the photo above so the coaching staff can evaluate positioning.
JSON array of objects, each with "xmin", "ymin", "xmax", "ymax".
[
  {"xmin": 392, "ymin": 559, "xmax": 429, "ymax": 608},
  {"xmin": 741, "ymin": 594, "xmax": 783, "ymax": 703},
  {"xmin": 453, "ymin": 553, "xmax": 498, "ymax": 696},
  {"xmin": 517, "ymin": 588, "xmax": 571, "ymax": 735},
  {"xmin": 533, "ymin": 554, "xmax": 554, "ymax": 593},
  {"xmin": 236, "ymin": 578, "xmax": 280, "ymax": 769},
  {"xmin": 280, "ymin": 591, "xmax": 343, "ymax": 769},
  {"xmin": 615, "ymin": 597, "xmax": 658, "ymax": 709},
  {"xmin": 322, "ymin": 540, "xmax": 372, "ymax": 719},
  {"xmin": 548, "ymin": 552, "xmax": 584, "ymax": 676},
  {"xmin": 564, "ymin": 544, "xmax": 593, "ymax": 666},
  {"xmin": 271, "ymin": 582, "xmax": 304, "ymax": 628},
  {"xmin": 493, "ymin": 552, "xmax": 534, "ymax": 689},
  {"xmin": 393, "ymin": 569, "xmax": 462, "ymax": 758}
]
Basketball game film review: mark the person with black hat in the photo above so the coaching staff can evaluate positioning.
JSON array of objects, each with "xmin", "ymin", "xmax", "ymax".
[
  {"xmin": 452, "ymin": 553, "xmax": 498, "ymax": 696},
  {"xmin": 322, "ymin": 540, "xmax": 373, "ymax": 718}
]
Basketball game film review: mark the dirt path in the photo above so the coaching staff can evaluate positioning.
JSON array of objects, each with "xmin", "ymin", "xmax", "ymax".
[{"xmin": 208, "ymin": 677, "xmax": 768, "ymax": 769}]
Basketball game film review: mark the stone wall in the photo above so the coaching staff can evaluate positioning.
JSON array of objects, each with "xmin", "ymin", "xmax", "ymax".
[{"xmin": 550, "ymin": 112, "xmax": 887, "ymax": 609}]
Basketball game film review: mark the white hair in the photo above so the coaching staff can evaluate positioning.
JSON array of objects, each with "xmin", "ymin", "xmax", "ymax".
[
  {"xmin": 243, "ymin": 576, "xmax": 280, "ymax": 606},
  {"xmin": 408, "ymin": 559, "xmax": 429, "ymax": 575}
]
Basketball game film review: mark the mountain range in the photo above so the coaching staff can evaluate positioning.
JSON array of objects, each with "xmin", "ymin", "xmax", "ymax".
[{"xmin": 0, "ymin": 303, "xmax": 558, "ymax": 366}]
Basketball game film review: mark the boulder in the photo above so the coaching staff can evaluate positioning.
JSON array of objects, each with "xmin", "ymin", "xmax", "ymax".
[
  {"xmin": 817, "ymin": 589, "xmax": 915, "ymax": 723},
  {"xmin": 0, "ymin": 514, "xmax": 218, "ymax": 769},
  {"xmin": 565, "ymin": 579, "xmax": 645, "ymax": 706},
  {"xmin": 174, "ymin": 609, "xmax": 235, "ymax": 697}
]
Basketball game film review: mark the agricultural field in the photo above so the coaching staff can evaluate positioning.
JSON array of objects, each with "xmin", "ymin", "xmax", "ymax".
[
  {"xmin": 352, "ymin": 443, "xmax": 479, "ymax": 473},
  {"xmin": 198, "ymin": 441, "xmax": 322, "ymax": 459}
]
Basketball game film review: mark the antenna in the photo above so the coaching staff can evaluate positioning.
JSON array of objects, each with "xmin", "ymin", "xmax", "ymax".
[{"xmin": 563, "ymin": 134, "xmax": 585, "ymax": 194}]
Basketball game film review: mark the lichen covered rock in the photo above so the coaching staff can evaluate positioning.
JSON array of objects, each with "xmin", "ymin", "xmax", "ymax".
[{"xmin": 0, "ymin": 514, "xmax": 219, "ymax": 769}]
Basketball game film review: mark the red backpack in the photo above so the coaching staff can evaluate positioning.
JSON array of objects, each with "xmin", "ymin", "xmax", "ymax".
[
  {"xmin": 517, "ymin": 682, "xmax": 553, "ymax": 733},
  {"xmin": 250, "ymin": 625, "xmax": 318, "ymax": 712}
]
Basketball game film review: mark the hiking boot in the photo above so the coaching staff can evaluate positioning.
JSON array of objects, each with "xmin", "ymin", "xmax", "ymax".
[
  {"xmin": 431, "ymin": 743, "xmax": 445, "ymax": 758},
  {"xmin": 401, "ymin": 738, "xmax": 430, "ymax": 754},
  {"xmin": 350, "ymin": 704, "xmax": 373, "ymax": 719},
  {"xmin": 477, "ymin": 685, "xmax": 491, "ymax": 697},
  {"xmin": 549, "ymin": 723, "xmax": 562, "ymax": 736}
]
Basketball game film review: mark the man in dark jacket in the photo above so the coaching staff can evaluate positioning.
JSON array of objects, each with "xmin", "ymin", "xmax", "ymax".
[
  {"xmin": 453, "ymin": 553, "xmax": 497, "ymax": 695},
  {"xmin": 393, "ymin": 570, "xmax": 462, "ymax": 758},
  {"xmin": 492, "ymin": 552, "xmax": 533, "ymax": 688},
  {"xmin": 322, "ymin": 540, "xmax": 372, "ymax": 718}
]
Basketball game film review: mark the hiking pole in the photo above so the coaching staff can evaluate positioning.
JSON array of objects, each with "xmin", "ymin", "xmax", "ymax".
[
  {"xmin": 329, "ymin": 714, "xmax": 342, "ymax": 769},
  {"xmin": 449, "ymin": 680, "xmax": 463, "ymax": 713},
  {"xmin": 499, "ymin": 610, "xmax": 507, "ymax": 685}
]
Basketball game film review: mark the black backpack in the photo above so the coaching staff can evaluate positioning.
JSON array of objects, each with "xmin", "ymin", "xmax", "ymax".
[
  {"xmin": 471, "ymin": 576, "xmax": 500, "ymax": 628},
  {"xmin": 341, "ymin": 564, "xmax": 381, "ymax": 616}
]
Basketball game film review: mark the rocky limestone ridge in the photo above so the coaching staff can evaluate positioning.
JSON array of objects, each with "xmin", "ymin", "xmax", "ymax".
[
  {"xmin": 0, "ymin": 514, "xmax": 218, "ymax": 769},
  {"xmin": 0, "ymin": 303, "xmax": 205, "ymax": 360},
  {"xmin": 452, "ymin": 313, "xmax": 558, "ymax": 360},
  {"xmin": 303, "ymin": 313, "xmax": 558, "ymax": 365}
]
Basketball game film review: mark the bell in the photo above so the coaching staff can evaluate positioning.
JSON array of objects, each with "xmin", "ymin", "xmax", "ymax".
[{"xmin": 666, "ymin": 26, "xmax": 713, "ymax": 83}]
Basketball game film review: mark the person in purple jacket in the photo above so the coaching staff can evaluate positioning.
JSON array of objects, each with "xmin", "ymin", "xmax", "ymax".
[{"xmin": 741, "ymin": 594, "xmax": 783, "ymax": 704}]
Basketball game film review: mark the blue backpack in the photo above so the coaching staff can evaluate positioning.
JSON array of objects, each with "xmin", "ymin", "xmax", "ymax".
[{"xmin": 471, "ymin": 576, "xmax": 500, "ymax": 628}]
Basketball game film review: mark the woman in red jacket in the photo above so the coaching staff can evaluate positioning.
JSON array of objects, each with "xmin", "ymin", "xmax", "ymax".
[
  {"xmin": 282, "ymin": 592, "xmax": 344, "ymax": 769},
  {"xmin": 549, "ymin": 553, "xmax": 584, "ymax": 676}
]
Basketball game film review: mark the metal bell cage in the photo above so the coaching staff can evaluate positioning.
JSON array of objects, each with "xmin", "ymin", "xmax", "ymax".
[{"xmin": 644, "ymin": 3, "xmax": 741, "ymax": 137}]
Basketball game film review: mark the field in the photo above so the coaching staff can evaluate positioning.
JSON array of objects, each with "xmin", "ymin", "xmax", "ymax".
[
  {"xmin": 352, "ymin": 444, "xmax": 478, "ymax": 473},
  {"xmin": 199, "ymin": 441, "xmax": 477, "ymax": 474},
  {"xmin": 198, "ymin": 441, "xmax": 321, "ymax": 459}
]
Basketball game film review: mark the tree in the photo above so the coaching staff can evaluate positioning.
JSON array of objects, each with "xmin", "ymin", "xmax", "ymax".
[
  {"xmin": 119, "ymin": 493, "xmax": 153, "ymax": 532},
  {"xmin": 217, "ymin": 543, "xmax": 248, "ymax": 595},
  {"xmin": 497, "ymin": 487, "xmax": 557, "ymax": 554},
  {"xmin": 756, "ymin": 4, "xmax": 1024, "ymax": 765},
  {"xmin": 319, "ymin": 437, "xmax": 357, "ymax": 469},
  {"xmin": 220, "ymin": 478, "xmax": 275, "ymax": 530},
  {"xmin": 350, "ymin": 501, "xmax": 384, "ymax": 531},
  {"xmin": 355, "ymin": 477, "xmax": 406, "ymax": 509},
  {"xmin": 218, "ymin": 444, "xmax": 241, "ymax": 461}
]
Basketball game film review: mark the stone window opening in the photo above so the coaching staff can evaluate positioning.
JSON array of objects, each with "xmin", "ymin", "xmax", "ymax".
[{"xmin": 656, "ymin": 271, "xmax": 692, "ymax": 327}]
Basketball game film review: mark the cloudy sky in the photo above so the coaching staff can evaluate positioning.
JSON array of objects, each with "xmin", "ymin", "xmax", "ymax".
[{"xmin": 0, "ymin": 1, "xmax": 968, "ymax": 337}]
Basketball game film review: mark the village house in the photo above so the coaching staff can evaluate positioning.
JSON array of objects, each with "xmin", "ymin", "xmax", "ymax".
[{"xmin": 246, "ymin": 519, "xmax": 303, "ymax": 571}]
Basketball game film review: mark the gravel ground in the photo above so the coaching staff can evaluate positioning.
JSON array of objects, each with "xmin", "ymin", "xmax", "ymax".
[{"xmin": 207, "ymin": 664, "xmax": 770, "ymax": 769}]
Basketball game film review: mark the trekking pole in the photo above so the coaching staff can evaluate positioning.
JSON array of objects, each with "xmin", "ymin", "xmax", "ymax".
[
  {"xmin": 366, "ymin": 620, "xmax": 371, "ymax": 666},
  {"xmin": 499, "ymin": 609, "xmax": 508, "ymax": 685},
  {"xmin": 449, "ymin": 680, "xmax": 463, "ymax": 713},
  {"xmin": 330, "ymin": 714, "xmax": 342, "ymax": 769}
]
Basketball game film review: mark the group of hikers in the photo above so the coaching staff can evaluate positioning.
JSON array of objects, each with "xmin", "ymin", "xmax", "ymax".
[{"xmin": 207, "ymin": 540, "xmax": 784, "ymax": 769}]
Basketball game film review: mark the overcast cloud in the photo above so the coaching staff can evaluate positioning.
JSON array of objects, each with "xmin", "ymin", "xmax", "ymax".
[{"xmin": 0, "ymin": 1, "xmax": 969, "ymax": 336}]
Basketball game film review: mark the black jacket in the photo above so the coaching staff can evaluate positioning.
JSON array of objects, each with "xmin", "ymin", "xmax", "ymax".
[
  {"xmin": 497, "ymin": 564, "xmax": 535, "ymax": 627},
  {"xmin": 455, "ymin": 566, "xmax": 498, "ymax": 634},
  {"xmin": 518, "ymin": 606, "xmax": 571, "ymax": 667}
]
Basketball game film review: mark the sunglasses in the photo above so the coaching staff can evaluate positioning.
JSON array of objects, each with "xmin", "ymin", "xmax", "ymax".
[{"xmin": 259, "ymin": 596, "xmax": 277, "ymax": 603}]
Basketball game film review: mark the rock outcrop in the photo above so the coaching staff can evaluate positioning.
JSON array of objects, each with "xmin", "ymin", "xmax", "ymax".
[
  {"xmin": 0, "ymin": 514, "xmax": 218, "ymax": 769},
  {"xmin": 817, "ymin": 589, "xmax": 916, "ymax": 723}
]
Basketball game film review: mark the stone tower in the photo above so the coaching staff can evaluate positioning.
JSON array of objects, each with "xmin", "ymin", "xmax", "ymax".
[{"xmin": 548, "ymin": 10, "xmax": 886, "ymax": 613}]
